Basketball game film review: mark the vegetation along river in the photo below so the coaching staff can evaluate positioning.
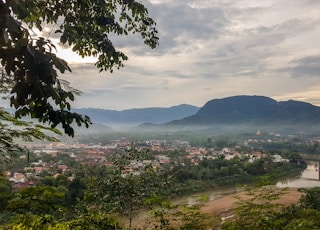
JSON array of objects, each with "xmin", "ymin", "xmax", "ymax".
[
  {"xmin": 133, "ymin": 161, "xmax": 320, "ymax": 227},
  {"xmin": 178, "ymin": 161, "xmax": 320, "ymax": 206}
]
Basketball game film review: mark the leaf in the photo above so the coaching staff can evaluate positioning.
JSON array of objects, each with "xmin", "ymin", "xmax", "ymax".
[
  {"xmin": 47, "ymin": 53, "xmax": 71, "ymax": 74},
  {"xmin": 68, "ymin": 92, "xmax": 74, "ymax": 101},
  {"xmin": 1, "ymin": 0, "xmax": 158, "ymax": 137}
]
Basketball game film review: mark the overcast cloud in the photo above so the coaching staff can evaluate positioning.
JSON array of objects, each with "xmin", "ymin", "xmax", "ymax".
[{"xmin": 57, "ymin": 0, "xmax": 320, "ymax": 110}]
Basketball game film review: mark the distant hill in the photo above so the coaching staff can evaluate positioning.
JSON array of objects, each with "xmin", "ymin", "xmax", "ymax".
[
  {"xmin": 72, "ymin": 104, "xmax": 199, "ymax": 125},
  {"xmin": 167, "ymin": 95, "xmax": 320, "ymax": 127},
  {"xmin": 6, "ymin": 95, "xmax": 320, "ymax": 135}
]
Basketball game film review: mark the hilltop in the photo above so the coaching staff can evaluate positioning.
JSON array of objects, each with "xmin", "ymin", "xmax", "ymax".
[{"xmin": 169, "ymin": 95, "xmax": 320, "ymax": 125}]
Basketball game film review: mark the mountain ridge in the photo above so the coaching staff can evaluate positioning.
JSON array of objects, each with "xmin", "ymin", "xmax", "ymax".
[
  {"xmin": 167, "ymin": 95, "xmax": 320, "ymax": 126},
  {"xmin": 72, "ymin": 104, "xmax": 200, "ymax": 125},
  {"xmin": 68, "ymin": 95, "xmax": 320, "ymax": 136}
]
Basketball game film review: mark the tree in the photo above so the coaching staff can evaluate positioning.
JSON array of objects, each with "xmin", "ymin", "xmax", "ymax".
[
  {"xmin": 0, "ymin": 107, "xmax": 60, "ymax": 161},
  {"xmin": 221, "ymin": 178, "xmax": 289, "ymax": 230},
  {"xmin": 55, "ymin": 211, "xmax": 122, "ymax": 230},
  {"xmin": 6, "ymin": 185, "xmax": 68, "ymax": 217},
  {"xmin": 3, "ymin": 212, "xmax": 123, "ymax": 230},
  {"xmin": 84, "ymin": 145, "xmax": 165, "ymax": 229},
  {"xmin": 0, "ymin": 174, "xmax": 12, "ymax": 209},
  {"xmin": 299, "ymin": 187, "xmax": 320, "ymax": 211},
  {"xmin": 145, "ymin": 195, "xmax": 218, "ymax": 230},
  {"xmin": 0, "ymin": 0, "xmax": 158, "ymax": 137},
  {"xmin": 225, "ymin": 186, "xmax": 320, "ymax": 229},
  {"xmin": 274, "ymin": 204, "xmax": 320, "ymax": 230}
]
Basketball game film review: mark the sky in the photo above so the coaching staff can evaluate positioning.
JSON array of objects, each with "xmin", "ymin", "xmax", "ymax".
[{"xmin": 34, "ymin": 0, "xmax": 320, "ymax": 110}]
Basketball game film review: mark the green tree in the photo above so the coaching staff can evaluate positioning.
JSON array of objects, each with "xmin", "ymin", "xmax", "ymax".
[
  {"xmin": 1, "ymin": 213, "xmax": 57, "ymax": 230},
  {"xmin": 2, "ymin": 212, "xmax": 122, "ymax": 230},
  {"xmin": 299, "ymin": 187, "xmax": 320, "ymax": 211},
  {"xmin": 40, "ymin": 176, "xmax": 56, "ymax": 187},
  {"xmin": 6, "ymin": 185, "xmax": 68, "ymax": 217},
  {"xmin": 0, "ymin": 0, "xmax": 158, "ymax": 137},
  {"xmin": 275, "ymin": 205, "xmax": 320, "ymax": 230},
  {"xmin": 55, "ymin": 211, "xmax": 122, "ymax": 230},
  {"xmin": 246, "ymin": 187, "xmax": 320, "ymax": 229},
  {"xmin": 67, "ymin": 176, "xmax": 86, "ymax": 206},
  {"xmin": 0, "ymin": 108, "xmax": 60, "ymax": 161},
  {"xmin": 145, "ymin": 196, "xmax": 218, "ymax": 230},
  {"xmin": 221, "ymin": 183, "xmax": 289, "ymax": 230},
  {"xmin": 84, "ymin": 145, "xmax": 165, "ymax": 229},
  {"xmin": 0, "ymin": 175, "xmax": 12, "ymax": 209}
]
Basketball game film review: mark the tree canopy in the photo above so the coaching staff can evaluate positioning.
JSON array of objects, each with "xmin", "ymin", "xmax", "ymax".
[{"xmin": 0, "ymin": 0, "xmax": 158, "ymax": 137}]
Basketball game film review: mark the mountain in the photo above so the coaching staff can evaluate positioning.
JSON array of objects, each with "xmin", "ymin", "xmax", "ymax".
[
  {"xmin": 167, "ymin": 95, "xmax": 320, "ymax": 127},
  {"xmin": 72, "ymin": 104, "xmax": 199, "ymax": 125},
  {"xmin": 6, "ymin": 95, "xmax": 320, "ymax": 134}
]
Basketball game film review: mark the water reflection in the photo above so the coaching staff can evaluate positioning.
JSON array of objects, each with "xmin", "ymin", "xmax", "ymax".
[{"xmin": 276, "ymin": 163, "xmax": 320, "ymax": 188}]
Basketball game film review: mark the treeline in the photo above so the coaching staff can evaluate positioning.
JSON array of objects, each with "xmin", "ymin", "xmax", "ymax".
[
  {"xmin": 255, "ymin": 141, "xmax": 320, "ymax": 154},
  {"xmin": 190, "ymin": 133, "xmax": 320, "ymax": 155},
  {"xmin": 164, "ymin": 153, "xmax": 305, "ymax": 195}
]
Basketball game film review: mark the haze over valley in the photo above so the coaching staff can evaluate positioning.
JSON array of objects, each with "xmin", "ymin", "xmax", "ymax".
[{"xmin": 72, "ymin": 95, "xmax": 320, "ymax": 137}]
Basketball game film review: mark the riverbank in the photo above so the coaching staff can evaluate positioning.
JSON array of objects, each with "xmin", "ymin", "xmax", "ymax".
[
  {"xmin": 201, "ymin": 187, "xmax": 302, "ymax": 218},
  {"xmin": 130, "ymin": 187, "xmax": 302, "ymax": 228}
]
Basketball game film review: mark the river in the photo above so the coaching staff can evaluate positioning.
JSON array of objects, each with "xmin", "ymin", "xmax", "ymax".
[
  {"xmin": 276, "ymin": 162, "xmax": 320, "ymax": 188},
  {"xmin": 177, "ymin": 162, "xmax": 320, "ymax": 206},
  {"xmin": 132, "ymin": 163, "xmax": 320, "ymax": 227}
]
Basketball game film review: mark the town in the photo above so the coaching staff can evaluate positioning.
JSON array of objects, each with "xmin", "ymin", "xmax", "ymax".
[{"xmin": 6, "ymin": 129, "xmax": 316, "ymax": 191}]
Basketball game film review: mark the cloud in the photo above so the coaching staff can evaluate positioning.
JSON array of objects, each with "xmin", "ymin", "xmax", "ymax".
[
  {"xmin": 121, "ymin": 1, "xmax": 229, "ymax": 56},
  {"xmin": 287, "ymin": 55, "xmax": 320, "ymax": 78},
  {"xmin": 49, "ymin": 0, "xmax": 320, "ymax": 109}
]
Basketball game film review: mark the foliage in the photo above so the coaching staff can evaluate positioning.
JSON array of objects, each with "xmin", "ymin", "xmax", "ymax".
[
  {"xmin": 220, "ymin": 186, "xmax": 320, "ymax": 229},
  {"xmin": 0, "ymin": 151, "xmax": 37, "ymax": 172},
  {"xmin": 6, "ymin": 185, "xmax": 68, "ymax": 217},
  {"xmin": 219, "ymin": 181, "xmax": 320, "ymax": 229},
  {"xmin": 275, "ymin": 205, "xmax": 320, "ymax": 230},
  {"xmin": 298, "ymin": 187, "xmax": 320, "ymax": 211},
  {"xmin": 55, "ymin": 211, "xmax": 122, "ymax": 230},
  {"xmin": 145, "ymin": 196, "xmax": 218, "ymax": 230},
  {"xmin": 221, "ymin": 185, "xmax": 289, "ymax": 230},
  {"xmin": 190, "ymin": 135, "xmax": 237, "ymax": 150},
  {"xmin": 164, "ymin": 153, "xmax": 303, "ymax": 196},
  {"xmin": 0, "ymin": 174, "xmax": 12, "ymax": 208},
  {"xmin": 0, "ymin": 140, "xmax": 314, "ymax": 229},
  {"xmin": 1, "ymin": 213, "xmax": 57, "ymax": 230},
  {"xmin": 83, "ymin": 145, "xmax": 166, "ymax": 228},
  {"xmin": 0, "ymin": 108, "xmax": 60, "ymax": 161},
  {"xmin": 2, "ymin": 212, "xmax": 122, "ymax": 230},
  {"xmin": 6, "ymin": 185, "xmax": 320, "ymax": 229},
  {"xmin": 0, "ymin": 0, "xmax": 158, "ymax": 137}
]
